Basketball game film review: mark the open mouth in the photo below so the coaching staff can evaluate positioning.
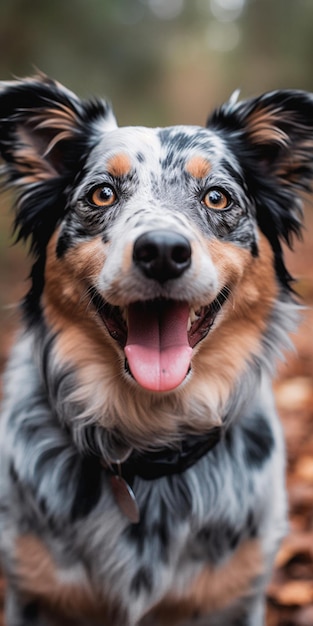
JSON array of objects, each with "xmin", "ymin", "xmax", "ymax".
[{"xmin": 89, "ymin": 287, "xmax": 229, "ymax": 392}]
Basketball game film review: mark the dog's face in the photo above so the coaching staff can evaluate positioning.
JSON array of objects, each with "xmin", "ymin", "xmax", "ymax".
[
  {"xmin": 48, "ymin": 123, "xmax": 268, "ymax": 393},
  {"xmin": 0, "ymin": 76, "xmax": 312, "ymax": 439}
]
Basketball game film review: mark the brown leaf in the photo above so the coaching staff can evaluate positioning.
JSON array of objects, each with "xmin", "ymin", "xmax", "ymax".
[
  {"xmin": 294, "ymin": 457, "xmax": 313, "ymax": 483},
  {"xmin": 275, "ymin": 377, "xmax": 313, "ymax": 413},
  {"xmin": 269, "ymin": 581, "xmax": 313, "ymax": 606}
]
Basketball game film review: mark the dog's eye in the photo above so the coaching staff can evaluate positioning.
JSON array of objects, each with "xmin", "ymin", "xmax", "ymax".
[
  {"xmin": 203, "ymin": 188, "xmax": 230, "ymax": 211},
  {"xmin": 87, "ymin": 185, "xmax": 117, "ymax": 208}
]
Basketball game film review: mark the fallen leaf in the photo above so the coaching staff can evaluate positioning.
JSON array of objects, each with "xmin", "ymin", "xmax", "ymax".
[
  {"xmin": 294, "ymin": 456, "xmax": 313, "ymax": 483},
  {"xmin": 275, "ymin": 377, "xmax": 313, "ymax": 412},
  {"xmin": 269, "ymin": 581, "xmax": 313, "ymax": 606}
]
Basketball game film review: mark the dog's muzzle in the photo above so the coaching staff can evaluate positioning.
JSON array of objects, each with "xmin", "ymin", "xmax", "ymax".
[
  {"xmin": 92, "ymin": 229, "xmax": 229, "ymax": 393},
  {"xmin": 123, "ymin": 230, "xmax": 192, "ymax": 392}
]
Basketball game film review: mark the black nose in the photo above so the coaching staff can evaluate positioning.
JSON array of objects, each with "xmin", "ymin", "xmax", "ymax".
[{"xmin": 133, "ymin": 230, "xmax": 191, "ymax": 283}]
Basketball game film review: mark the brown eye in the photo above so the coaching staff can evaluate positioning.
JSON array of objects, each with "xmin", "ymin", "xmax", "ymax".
[
  {"xmin": 88, "ymin": 185, "xmax": 117, "ymax": 208},
  {"xmin": 203, "ymin": 188, "xmax": 230, "ymax": 211}
]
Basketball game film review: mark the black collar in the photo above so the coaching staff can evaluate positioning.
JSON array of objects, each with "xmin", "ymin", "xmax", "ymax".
[{"xmin": 104, "ymin": 427, "xmax": 222, "ymax": 483}]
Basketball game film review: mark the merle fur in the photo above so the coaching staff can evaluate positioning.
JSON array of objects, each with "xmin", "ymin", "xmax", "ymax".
[{"xmin": 0, "ymin": 76, "xmax": 313, "ymax": 626}]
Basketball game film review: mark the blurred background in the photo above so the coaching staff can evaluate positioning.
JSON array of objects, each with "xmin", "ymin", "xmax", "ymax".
[
  {"xmin": 0, "ymin": 1, "xmax": 313, "ymax": 624},
  {"xmin": 1, "ymin": 0, "xmax": 313, "ymax": 124}
]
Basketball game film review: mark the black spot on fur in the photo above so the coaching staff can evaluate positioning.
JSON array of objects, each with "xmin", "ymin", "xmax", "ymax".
[
  {"xmin": 193, "ymin": 522, "xmax": 243, "ymax": 563},
  {"xmin": 41, "ymin": 332, "xmax": 57, "ymax": 385},
  {"xmin": 159, "ymin": 129, "xmax": 200, "ymax": 169},
  {"xmin": 56, "ymin": 230, "xmax": 72, "ymax": 257},
  {"xmin": 124, "ymin": 521, "xmax": 145, "ymax": 556},
  {"xmin": 242, "ymin": 415, "xmax": 274, "ymax": 468},
  {"xmin": 125, "ymin": 497, "xmax": 171, "ymax": 563},
  {"xmin": 123, "ymin": 495, "xmax": 150, "ymax": 555},
  {"xmin": 130, "ymin": 566, "xmax": 153, "ymax": 595},
  {"xmin": 166, "ymin": 474, "xmax": 192, "ymax": 518},
  {"xmin": 229, "ymin": 529, "xmax": 241, "ymax": 550},
  {"xmin": 70, "ymin": 456, "xmax": 102, "ymax": 521},
  {"xmin": 224, "ymin": 425, "xmax": 234, "ymax": 452},
  {"xmin": 151, "ymin": 500, "xmax": 170, "ymax": 561},
  {"xmin": 9, "ymin": 461, "xmax": 18, "ymax": 484},
  {"xmin": 247, "ymin": 510, "xmax": 258, "ymax": 538},
  {"xmin": 152, "ymin": 521, "xmax": 169, "ymax": 561},
  {"xmin": 22, "ymin": 255, "xmax": 45, "ymax": 325},
  {"xmin": 22, "ymin": 602, "xmax": 39, "ymax": 622},
  {"xmin": 250, "ymin": 237, "xmax": 259, "ymax": 257}
]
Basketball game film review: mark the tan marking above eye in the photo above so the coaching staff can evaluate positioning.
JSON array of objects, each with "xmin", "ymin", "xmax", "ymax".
[
  {"xmin": 185, "ymin": 156, "xmax": 211, "ymax": 179},
  {"xmin": 203, "ymin": 188, "xmax": 230, "ymax": 210},
  {"xmin": 106, "ymin": 153, "xmax": 132, "ymax": 177},
  {"xmin": 89, "ymin": 185, "xmax": 117, "ymax": 208}
]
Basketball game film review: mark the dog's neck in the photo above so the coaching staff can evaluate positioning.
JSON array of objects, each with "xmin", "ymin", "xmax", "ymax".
[
  {"xmin": 99, "ymin": 427, "xmax": 223, "ymax": 523},
  {"xmin": 103, "ymin": 427, "xmax": 222, "ymax": 483},
  {"xmin": 99, "ymin": 426, "xmax": 222, "ymax": 483}
]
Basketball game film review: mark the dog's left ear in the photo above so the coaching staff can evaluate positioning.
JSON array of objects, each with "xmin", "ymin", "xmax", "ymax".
[
  {"xmin": 208, "ymin": 90, "xmax": 313, "ymax": 233},
  {"xmin": 208, "ymin": 90, "xmax": 313, "ymax": 288},
  {"xmin": 0, "ymin": 73, "xmax": 117, "ymax": 252},
  {"xmin": 209, "ymin": 89, "xmax": 313, "ymax": 185}
]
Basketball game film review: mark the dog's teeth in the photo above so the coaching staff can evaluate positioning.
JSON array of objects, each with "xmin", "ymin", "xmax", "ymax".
[
  {"xmin": 193, "ymin": 308, "xmax": 202, "ymax": 321},
  {"xmin": 189, "ymin": 308, "xmax": 200, "ymax": 329},
  {"xmin": 189, "ymin": 308, "xmax": 196, "ymax": 324}
]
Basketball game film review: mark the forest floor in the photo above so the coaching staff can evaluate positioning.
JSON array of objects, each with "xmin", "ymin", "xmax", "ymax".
[{"xmin": 0, "ymin": 209, "xmax": 312, "ymax": 626}]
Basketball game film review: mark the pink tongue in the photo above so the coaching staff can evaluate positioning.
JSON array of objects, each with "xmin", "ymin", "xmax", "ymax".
[{"xmin": 124, "ymin": 301, "xmax": 192, "ymax": 392}]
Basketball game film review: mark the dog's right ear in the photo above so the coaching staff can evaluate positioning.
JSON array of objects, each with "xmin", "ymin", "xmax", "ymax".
[
  {"xmin": 0, "ymin": 73, "xmax": 117, "ymax": 252},
  {"xmin": 0, "ymin": 73, "xmax": 117, "ymax": 183}
]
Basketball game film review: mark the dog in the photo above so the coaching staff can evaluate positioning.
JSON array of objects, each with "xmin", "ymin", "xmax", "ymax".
[{"xmin": 0, "ymin": 74, "xmax": 312, "ymax": 626}]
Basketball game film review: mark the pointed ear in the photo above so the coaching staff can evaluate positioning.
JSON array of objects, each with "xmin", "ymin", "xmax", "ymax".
[
  {"xmin": 0, "ymin": 73, "xmax": 116, "ymax": 184},
  {"xmin": 208, "ymin": 90, "xmax": 313, "ymax": 290},
  {"xmin": 0, "ymin": 74, "xmax": 117, "ymax": 251},
  {"xmin": 209, "ymin": 89, "xmax": 313, "ymax": 189}
]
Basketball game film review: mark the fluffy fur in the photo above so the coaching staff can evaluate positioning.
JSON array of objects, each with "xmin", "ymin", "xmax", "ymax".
[{"xmin": 0, "ymin": 75, "xmax": 312, "ymax": 626}]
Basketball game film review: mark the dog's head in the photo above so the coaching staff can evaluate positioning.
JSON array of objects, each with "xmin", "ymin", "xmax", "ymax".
[{"xmin": 0, "ymin": 75, "xmax": 312, "ymax": 439}]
